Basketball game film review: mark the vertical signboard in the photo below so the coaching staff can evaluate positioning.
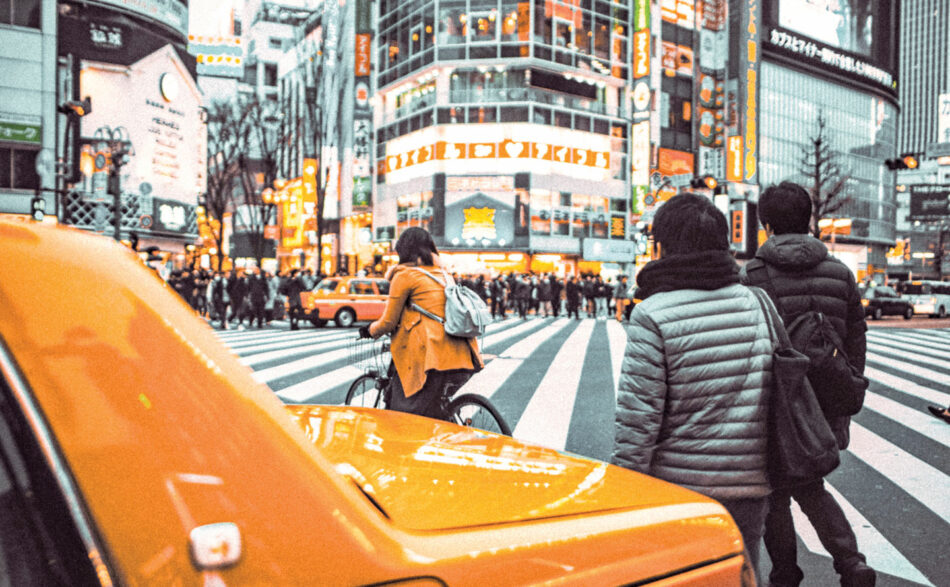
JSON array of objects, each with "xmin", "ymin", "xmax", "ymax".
[
  {"xmin": 738, "ymin": 0, "xmax": 760, "ymax": 184},
  {"xmin": 631, "ymin": 0, "xmax": 652, "ymax": 214},
  {"xmin": 353, "ymin": 0, "xmax": 373, "ymax": 207}
]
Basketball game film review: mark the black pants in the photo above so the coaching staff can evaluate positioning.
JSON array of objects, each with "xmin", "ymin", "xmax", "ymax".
[
  {"xmin": 387, "ymin": 365, "xmax": 474, "ymax": 421},
  {"xmin": 491, "ymin": 297, "xmax": 505, "ymax": 318},
  {"xmin": 288, "ymin": 306, "xmax": 302, "ymax": 329},
  {"xmin": 566, "ymin": 302, "xmax": 579, "ymax": 319},
  {"xmin": 764, "ymin": 478, "xmax": 866, "ymax": 586},
  {"xmin": 251, "ymin": 303, "xmax": 267, "ymax": 328},
  {"xmin": 517, "ymin": 299, "xmax": 528, "ymax": 318}
]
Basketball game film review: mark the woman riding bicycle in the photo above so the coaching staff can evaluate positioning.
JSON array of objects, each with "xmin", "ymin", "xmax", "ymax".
[{"xmin": 358, "ymin": 227, "xmax": 484, "ymax": 420}]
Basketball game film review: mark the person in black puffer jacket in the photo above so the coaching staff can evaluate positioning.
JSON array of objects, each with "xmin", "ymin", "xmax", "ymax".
[{"xmin": 740, "ymin": 181, "xmax": 873, "ymax": 587}]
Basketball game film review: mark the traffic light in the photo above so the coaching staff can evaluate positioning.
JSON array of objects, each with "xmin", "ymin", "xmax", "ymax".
[
  {"xmin": 884, "ymin": 153, "xmax": 919, "ymax": 170},
  {"xmin": 30, "ymin": 196, "xmax": 45, "ymax": 221},
  {"xmin": 690, "ymin": 175, "xmax": 718, "ymax": 190}
]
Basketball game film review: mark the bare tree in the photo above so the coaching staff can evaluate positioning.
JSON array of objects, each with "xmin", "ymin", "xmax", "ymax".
[
  {"xmin": 235, "ymin": 95, "xmax": 291, "ymax": 269},
  {"xmin": 204, "ymin": 100, "xmax": 251, "ymax": 271},
  {"xmin": 799, "ymin": 111, "xmax": 853, "ymax": 238}
]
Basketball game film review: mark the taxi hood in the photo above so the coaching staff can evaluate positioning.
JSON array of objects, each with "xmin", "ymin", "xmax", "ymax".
[{"xmin": 285, "ymin": 405, "xmax": 718, "ymax": 532}]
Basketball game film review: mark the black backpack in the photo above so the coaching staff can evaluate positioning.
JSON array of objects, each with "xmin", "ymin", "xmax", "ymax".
[{"xmin": 749, "ymin": 264, "xmax": 869, "ymax": 417}]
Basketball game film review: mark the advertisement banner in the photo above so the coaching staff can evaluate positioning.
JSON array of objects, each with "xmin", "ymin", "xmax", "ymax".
[
  {"xmin": 151, "ymin": 197, "xmax": 194, "ymax": 234},
  {"xmin": 658, "ymin": 148, "xmax": 695, "ymax": 176},
  {"xmin": 352, "ymin": 0, "xmax": 373, "ymax": 208},
  {"xmin": 738, "ymin": 0, "xmax": 761, "ymax": 184},
  {"xmin": 0, "ymin": 117, "xmax": 41, "ymax": 145},
  {"xmin": 909, "ymin": 187, "xmax": 950, "ymax": 221},
  {"xmin": 188, "ymin": 36, "xmax": 244, "ymax": 79},
  {"xmin": 444, "ymin": 191, "xmax": 515, "ymax": 248},
  {"xmin": 583, "ymin": 238, "xmax": 636, "ymax": 263}
]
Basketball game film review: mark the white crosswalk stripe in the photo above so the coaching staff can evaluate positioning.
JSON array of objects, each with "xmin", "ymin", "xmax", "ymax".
[{"xmin": 214, "ymin": 322, "xmax": 949, "ymax": 587}]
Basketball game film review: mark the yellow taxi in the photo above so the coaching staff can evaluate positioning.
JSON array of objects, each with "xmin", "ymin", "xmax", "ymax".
[
  {"xmin": 0, "ymin": 219, "xmax": 753, "ymax": 585},
  {"xmin": 301, "ymin": 276, "xmax": 389, "ymax": 327}
]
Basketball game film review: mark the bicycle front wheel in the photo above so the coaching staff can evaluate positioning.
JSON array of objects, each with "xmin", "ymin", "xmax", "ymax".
[
  {"xmin": 345, "ymin": 374, "xmax": 387, "ymax": 409},
  {"xmin": 447, "ymin": 393, "xmax": 511, "ymax": 436}
]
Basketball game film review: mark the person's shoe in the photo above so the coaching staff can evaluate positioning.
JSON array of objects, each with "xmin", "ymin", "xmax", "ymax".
[
  {"xmin": 841, "ymin": 562, "xmax": 876, "ymax": 587},
  {"xmin": 927, "ymin": 406, "xmax": 950, "ymax": 424}
]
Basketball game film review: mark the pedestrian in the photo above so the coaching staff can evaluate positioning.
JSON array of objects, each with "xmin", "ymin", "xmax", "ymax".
[
  {"xmin": 537, "ymin": 274, "xmax": 553, "ymax": 317},
  {"xmin": 359, "ymin": 227, "xmax": 483, "ymax": 419},
  {"xmin": 247, "ymin": 268, "xmax": 269, "ymax": 328},
  {"xmin": 565, "ymin": 275, "xmax": 582, "ymax": 319},
  {"xmin": 490, "ymin": 275, "xmax": 507, "ymax": 319},
  {"xmin": 264, "ymin": 270, "xmax": 279, "ymax": 322},
  {"xmin": 739, "ymin": 180, "xmax": 874, "ymax": 587},
  {"xmin": 613, "ymin": 276, "xmax": 629, "ymax": 322},
  {"xmin": 582, "ymin": 275, "xmax": 596, "ymax": 317},
  {"xmin": 549, "ymin": 273, "xmax": 563, "ymax": 317},
  {"xmin": 513, "ymin": 274, "xmax": 531, "ymax": 319},
  {"xmin": 281, "ymin": 269, "xmax": 305, "ymax": 330},
  {"xmin": 210, "ymin": 272, "xmax": 229, "ymax": 330},
  {"xmin": 226, "ymin": 270, "xmax": 247, "ymax": 326},
  {"xmin": 612, "ymin": 193, "xmax": 773, "ymax": 581},
  {"xmin": 594, "ymin": 275, "xmax": 608, "ymax": 319}
]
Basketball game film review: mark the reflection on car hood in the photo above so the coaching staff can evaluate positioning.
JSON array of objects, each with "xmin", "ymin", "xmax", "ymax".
[{"xmin": 285, "ymin": 405, "xmax": 713, "ymax": 532}]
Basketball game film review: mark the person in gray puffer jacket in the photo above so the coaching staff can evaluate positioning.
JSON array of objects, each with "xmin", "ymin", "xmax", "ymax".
[
  {"xmin": 740, "ymin": 181, "xmax": 873, "ymax": 587},
  {"xmin": 611, "ymin": 193, "xmax": 774, "ymax": 579}
]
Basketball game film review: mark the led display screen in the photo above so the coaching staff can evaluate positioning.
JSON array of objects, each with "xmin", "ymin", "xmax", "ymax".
[{"xmin": 778, "ymin": 0, "xmax": 875, "ymax": 57}]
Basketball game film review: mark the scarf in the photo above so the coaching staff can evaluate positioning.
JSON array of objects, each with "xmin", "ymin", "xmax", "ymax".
[{"xmin": 636, "ymin": 250, "xmax": 740, "ymax": 300}]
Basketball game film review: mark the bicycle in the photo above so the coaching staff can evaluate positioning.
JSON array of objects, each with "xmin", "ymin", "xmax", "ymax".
[{"xmin": 345, "ymin": 338, "xmax": 511, "ymax": 436}]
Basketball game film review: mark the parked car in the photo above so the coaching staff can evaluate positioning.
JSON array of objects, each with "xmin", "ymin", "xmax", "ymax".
[
  {"xmin": 0, "ymin": 221, "xmax": 753, "ymax": 585},
  {"xmin": 861, "ymin": 285, "xmax": 914, "ymax": 320},
  {"xmin": 300, "ymin": 276, "xmax": 389, "ymax": 327}
]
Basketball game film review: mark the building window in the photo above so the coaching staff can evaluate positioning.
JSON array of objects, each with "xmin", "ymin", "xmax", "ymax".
[
  {"xmin": 268, "ymin": 37, "xmax": 284, "ymax": 50},
  {"xmin": 0, "ymin": 147, "xmax": 40, "ymax": 191},
  {"xmin": 263, "ymin": 63, "xmax": 278, "ymax": 87},
  {"xmin": 0, "ymin": 0, "xmax": 40, "ymax": 28}
]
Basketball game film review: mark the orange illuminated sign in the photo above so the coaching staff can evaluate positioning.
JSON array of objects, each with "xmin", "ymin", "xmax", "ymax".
[
  {"xmin": 387, "ymin": 140, "xmax": 611, "ymax": 172},
  {"xmin": 462, "ymin": 207, "xmax": 497, "ymax": 240},
  {"xmin": 658, "ymin": 148, "xmax": 694, "ymax": 176},
  {"xmin": 731, "ymin": 210, "xmax": 744, "ymax": 243},
  {"xmin": 633, "ymin": 30, "xmax": 651, "ymax": 78},
  {"xmin": 726, "ymin": 136, "xmax": 743, "ymax": 181},
  {"xmin": 355, "ymin": 33, "xmax": 371, "ymax": 76}
]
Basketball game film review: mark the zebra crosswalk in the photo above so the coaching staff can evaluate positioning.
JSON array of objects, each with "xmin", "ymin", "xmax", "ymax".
[{"xmin": 214, "ymin": 318, "xmax": 950, "ymax": 587}]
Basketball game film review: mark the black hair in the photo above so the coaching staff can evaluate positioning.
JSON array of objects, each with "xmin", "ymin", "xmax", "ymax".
[
  {"xmin": 395, "ymin": 226, "xmax": 438, "ymax": 265},
  {"xmin": 651, "ymin": 192, "xmax": 729, "ymax": 255},
  {"xmin": 758, "ymin": 181, "xmax": 812, "ymax": 234}
]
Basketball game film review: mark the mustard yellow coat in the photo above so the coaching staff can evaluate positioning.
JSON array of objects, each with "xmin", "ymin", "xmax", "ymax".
[{"xmin": 368, "ymin": 264, "xmax": 483, "ymax": 397}]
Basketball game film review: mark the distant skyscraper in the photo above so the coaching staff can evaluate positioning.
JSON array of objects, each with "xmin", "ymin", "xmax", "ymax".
[{"xmin": 897, "ymin": 0, "xmax": 950, "ymax": 153}]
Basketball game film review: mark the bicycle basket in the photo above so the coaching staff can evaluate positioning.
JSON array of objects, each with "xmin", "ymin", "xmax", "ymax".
[{"xmin": 348, "ymin": 337, "xmax": 391, "ymax": 375}]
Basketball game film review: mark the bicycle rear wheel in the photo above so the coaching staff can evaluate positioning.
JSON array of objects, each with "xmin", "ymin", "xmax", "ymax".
[
  {"xmin": 447, "ymin": 393, "xmax": 511, "ymax": 436},
  {"xmin": 345, "ymin": 374, "xmax": 387, "ymax": 409}
]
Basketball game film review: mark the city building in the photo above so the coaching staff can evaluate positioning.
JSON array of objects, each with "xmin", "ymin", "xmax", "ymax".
[
  {"xmin": 51, "ymin": 0, "xmax": 203, "ymax": 262},
  {"xmin": 0, "ymin": 0, "xmax": 55, "ymax": 221},
  {"xmin": 372, "ymin": 0, "xmax": 636, "ymax": 277},
  {"xmin": 890, "ymin": 0, "xmax": 950, "ymax": 280},
  {"xmin": 754, "ymin": 0, "xmax": 901, "ymax": 282}
]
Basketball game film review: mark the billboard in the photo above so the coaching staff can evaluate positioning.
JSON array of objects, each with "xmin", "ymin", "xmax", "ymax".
[
  {"xmin": 909, "ymin": 187, "xmax": 950, "ymax": 221},
  {"xmin": 778, "ymin": 0, "xmax": 875, "ymax": 58},
  {"xmin": 766, "ymin": 0, "xmax": 897, "ymax": 94}
]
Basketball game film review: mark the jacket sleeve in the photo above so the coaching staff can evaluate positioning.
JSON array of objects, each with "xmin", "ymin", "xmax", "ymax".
[
  {"xmin": 611, "ymin": 307, "xmax": 667, "ymax": 474},
  {"xmin": 368, "ymin": 267, "xmax": 412, "ymax": 338}
]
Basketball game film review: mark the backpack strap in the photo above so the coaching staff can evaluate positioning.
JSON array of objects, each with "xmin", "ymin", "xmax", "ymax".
[{"xmin": 408, "ymin": 267, "xmax": 448, "ymax": 323}]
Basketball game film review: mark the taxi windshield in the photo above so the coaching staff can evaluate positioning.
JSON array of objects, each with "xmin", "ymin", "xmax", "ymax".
[{"xmin": 314, "ymin": 279, "xmax": 339, "ymax": 292}]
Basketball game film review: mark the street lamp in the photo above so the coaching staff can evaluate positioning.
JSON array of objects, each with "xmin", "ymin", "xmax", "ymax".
[{"xmin": 93, "ymin": 125, "xmax": 134, "ymax": 241}]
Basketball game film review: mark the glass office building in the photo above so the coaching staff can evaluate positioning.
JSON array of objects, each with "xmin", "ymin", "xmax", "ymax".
[{"xmin": 374, "ymin": 0, "xmax": 635, "ymax": 276}]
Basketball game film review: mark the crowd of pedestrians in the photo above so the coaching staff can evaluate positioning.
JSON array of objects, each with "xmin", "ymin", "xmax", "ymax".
[
  {"xmin": 166, "ymin": 267, "xmax": 323, "ymax": 330},
  {"xmin": 449, "ymin": 272, "xmax": 639, "ymax": 322}
]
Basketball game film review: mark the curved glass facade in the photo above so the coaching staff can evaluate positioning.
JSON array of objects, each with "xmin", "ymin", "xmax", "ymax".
[{"xmin": 759, "ymin": 61, "xmax": 898, "ymax": 253}]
